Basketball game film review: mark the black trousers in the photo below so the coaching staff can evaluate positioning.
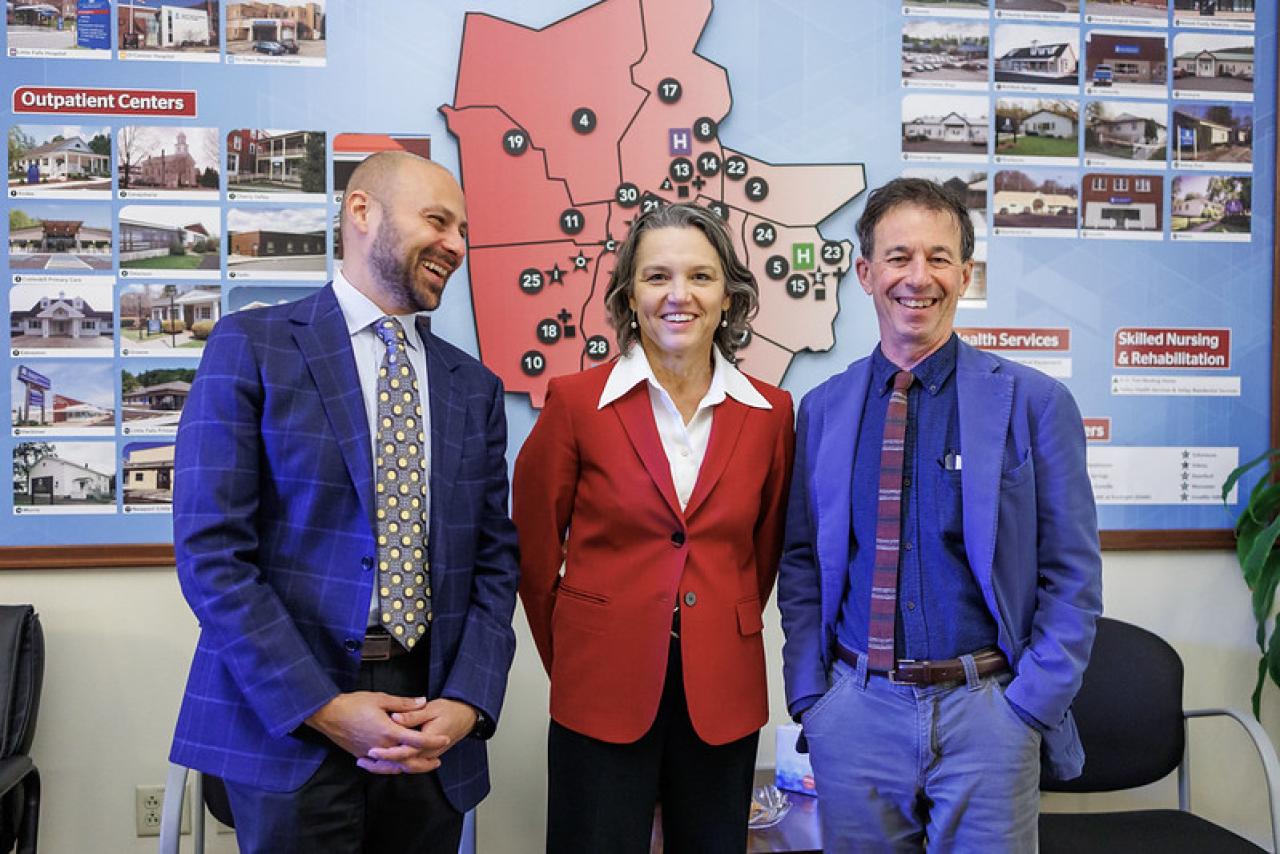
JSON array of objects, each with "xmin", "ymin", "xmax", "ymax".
[
  {"xmin": 224, "ymin": 640, "xmax": 463, "ymax": 854},
  {"xmin": 546, "ymin": 639, "xmax": 759, "ymax": 854}
]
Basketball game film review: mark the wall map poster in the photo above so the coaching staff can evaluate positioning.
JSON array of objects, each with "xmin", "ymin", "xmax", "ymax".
[{"xmin": 1, "ymin": 0, "xmax": 1274, "ymax": 560}]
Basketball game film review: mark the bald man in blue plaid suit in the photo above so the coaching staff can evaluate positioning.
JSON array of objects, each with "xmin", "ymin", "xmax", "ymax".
[{"xmin": 170, "ymin": 153, "xmax": 520, "ymax": 853}]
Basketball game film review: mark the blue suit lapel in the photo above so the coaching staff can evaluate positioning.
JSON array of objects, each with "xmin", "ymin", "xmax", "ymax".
[
  {"xmin": 814, "ymin": 359, "xmax": 871, "ymax": 631},
  {"xmin": 418, "ymin": 316, "xmax": 463, "ymax": 562},
  {"xmin": 291, "ymin": 285, "xmax": 374, "ymax": 528},
  {"xmin": 957, "ymin": 341, "xmax": 1013, "ymax": 604}
]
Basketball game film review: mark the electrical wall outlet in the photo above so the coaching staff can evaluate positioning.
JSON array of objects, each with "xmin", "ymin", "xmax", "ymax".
[{"xmin": 135, "ymin": 784, "xmax": 191, "ymax": 837}]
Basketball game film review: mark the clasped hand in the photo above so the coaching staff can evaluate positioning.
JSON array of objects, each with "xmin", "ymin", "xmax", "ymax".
[{"xmin": 305, "ymin": 692, "xmax": 478, "ymax": 775}]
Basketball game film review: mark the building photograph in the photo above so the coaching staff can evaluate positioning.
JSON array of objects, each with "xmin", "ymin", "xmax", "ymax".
[
  {"xmin": 226, "ymin": 207, "xmax": 328, "ymax": 272},
  {"xmin": 1173, "ymin": 103, "xmax": 1253, "ymax": 165},
  {"xmin": 902, "ymin": 168, "xmax": 988, "ymax": 234},
  {"xmin": 995, "ymin": 98, "xmax": 1080, "ymax": 159},
  {"xmin": 118, "ymin": 205, "xmax": 221, "ymax": 271},
  {"xmin": 1085, "ymin": 30, "xmax": 1168, "ymax": 92},
  {"xmin": 901, "ymin": 20, "xmax": 988, "ymax": 87},
  {"xmin": 10, "ymin": 361, "xmax": 116, "ymax": 431},
  {"xmin": 1084, "ymin": 100, "xmax": 1168, "ymax": 163},
  {"xmin": 225, "ymin": 128, "xmax": 326, "ymax": 194},
  {"xmin": 993, "ymin": 25, "xmax": 1078, "ymax": 87},
  {"xmin": 902, "ymin": 0, "xmax": 988, "ymax": 10},
  {"xmin": 122, "ymin": 442, "xmax": 177, "ymax": 505},
  {"xmin": 227, "ymin": 284, "xmax": 321, "ymax": 312},
  {"xmin": 117, "ymin": 0, "xmax": 219, "ymax": 52},
  {"xmin": 13, "ymin": 441, "xmax": 116, "ymax": 506},
  {"xmin": 5, "ymin": 0, "xmax": 107, "ymax": 52},
  {"xmin": 993, "ymin": 169, "xmax": 1079, "ymax": 230},
  {"xmin": 9, "ymin": 285, "xmax": 115, "ymax": 351},
  {"xmin": 1171, "ymin": 174, "xmax": 1251, "ymax": 234},
  {"xmin": 117, "ymin": 126, "xmax": 220, "ymax": 192},
  {"xmin": 1173, "ymin": 34, "xmax": 1255, "ymax": 96},
  {"xmin": 1174, "ymin": 0, "xmax": 1256, "ymax": 26},
  {"xmin": 996, "ymin": 0, "xmax": 1080, "ymax": 12},
  {"xmin": 332, "ymin": 133, "xmax": 431, "ymax": 198},
  {"xmin": 901, "ymin": 94, "xmax": 989, "ymax": 155},
  {"xmin": 118, "ymin": 284, "xmax": 222, "ymax": 353},
  {"xmin": 8, "ymin": 203, "xmax": 113, "ymax": 270},
  {"xmin": 8, "ymin": 126, "xmax": 111, "ymax": 191},
  {"xmin": 121, "ymin": 366, "xmax": 196, "ymax": 428},
  {"xmin": 225, "ymin": 0, "xmax": 326, "ymax": 58},
  {"xmin": 1081, "ymin": 173, "xmax": 1163, "ymax": 232},
  {"xmin": 1085, "ymin": 0, "xmax": 1168, "ymax": 20}
]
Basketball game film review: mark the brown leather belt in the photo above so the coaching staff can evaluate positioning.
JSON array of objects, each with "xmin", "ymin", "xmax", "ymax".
[
  {"xmin": 361, "ymin": 628, "xmax": 411, "ymax": 661},
  {"xmin": 835, "ymin": 644, "xmax": 1008, "ymax": 686}
]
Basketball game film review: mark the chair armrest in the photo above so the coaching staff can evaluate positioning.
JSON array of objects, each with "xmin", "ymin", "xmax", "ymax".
[
  {"xmin": 0, "ymin": 755, "xmax": 34, "ymax": 797},
  {"xmin": 159, "ymin": 762, "xmax": 190, "ymax": 854},
  {"xmin": 1184, "ymin": 707, "xmax": 1280, "ymax": 854}
]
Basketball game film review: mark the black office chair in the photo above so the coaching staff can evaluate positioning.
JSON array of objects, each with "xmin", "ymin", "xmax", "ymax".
[
  {"xmin": 0, "ymin": 605, "xmax": 44, "ymax": 854},
  {"xmin": 1040, "ymin": 617, "xmax": 1280, "ymax": 853}
]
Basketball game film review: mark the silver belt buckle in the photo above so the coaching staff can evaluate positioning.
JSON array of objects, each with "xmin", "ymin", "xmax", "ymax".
[{"xmin": 888, "ymin": 659, "xmax": 918, "ymax": 684}]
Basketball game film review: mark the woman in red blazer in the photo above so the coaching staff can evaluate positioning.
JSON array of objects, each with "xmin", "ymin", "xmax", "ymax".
[{"xmin": 514, "ymin": 203, "xmax": 794, "ymax": 853}]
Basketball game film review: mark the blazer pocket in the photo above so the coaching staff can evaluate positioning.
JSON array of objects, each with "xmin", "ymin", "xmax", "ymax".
[
  {"xmin": 553, "ymin": 582, "xmax": 611, "ymax": 635},
  {"xmin": 1001, "ymin": 451, "xmax": 1035, "ymax": 488},
  {"xmin": 736, "ymin": 595, "xmax": 764, "ymax": 636}
]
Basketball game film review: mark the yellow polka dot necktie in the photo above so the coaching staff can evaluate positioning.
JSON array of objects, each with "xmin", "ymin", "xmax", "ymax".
[{"xmin": 373, "ymin": 317, "xmax": 430, "ymax": 650}]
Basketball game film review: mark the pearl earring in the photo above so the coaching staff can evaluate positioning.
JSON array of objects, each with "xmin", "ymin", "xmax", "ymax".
[
  {"xmin": 720, "ymin": 317, "xmax": 728, "ymax": 328},
  {"xmin": 629, "ymin": 318, "xmax": 638, "ymax": 329}
]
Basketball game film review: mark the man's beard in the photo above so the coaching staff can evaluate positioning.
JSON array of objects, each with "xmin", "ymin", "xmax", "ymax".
[{"xmin": 369, "ymin": 216, "xmax": 441, "ymax": 312}]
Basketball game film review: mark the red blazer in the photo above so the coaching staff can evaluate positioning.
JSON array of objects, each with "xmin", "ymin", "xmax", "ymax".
[{"xmin": 513, "ymin": 362, "xmax": 794, "ymax": 746}]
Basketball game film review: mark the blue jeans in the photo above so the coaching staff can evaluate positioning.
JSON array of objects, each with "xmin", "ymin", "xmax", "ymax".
[{"xmin": 803, "ymin": 654, "xmax": 1040, "ymax": 853}]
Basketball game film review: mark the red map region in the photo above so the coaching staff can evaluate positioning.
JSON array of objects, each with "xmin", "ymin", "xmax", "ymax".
[
  {"xmin": 439, "ymin": 105, "xmax": 585, "ymax": 246},
  {"xmin": 468, "ymin": 239, "xmax": 609, "ymax": 408},
  {"xmin": 447, "ymin": 4, "xmax": 647, "ymax": 204},
  {"xmin": 443, "ymin": 0, "xmax": 866, "ymax": 407}
]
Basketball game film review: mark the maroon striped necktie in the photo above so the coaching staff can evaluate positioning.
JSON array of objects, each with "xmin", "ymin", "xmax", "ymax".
[{"xmin": 868, "ymin": 370, "xmax": 915, "ymax": 672}]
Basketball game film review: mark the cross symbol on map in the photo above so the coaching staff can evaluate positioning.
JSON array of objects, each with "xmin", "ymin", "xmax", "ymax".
[{"xmin": 691, "ymin": 176, "xmax": 706, "ymax": 191}]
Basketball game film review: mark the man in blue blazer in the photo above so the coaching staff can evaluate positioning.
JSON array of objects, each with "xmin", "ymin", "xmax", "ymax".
[
  {"xmin": 170, "ymin": 152, "xmax": 520, "ymax": 853},
  {"xmin": 778, "ymin": 178, "xmax": 1102, "ymax": 851}
]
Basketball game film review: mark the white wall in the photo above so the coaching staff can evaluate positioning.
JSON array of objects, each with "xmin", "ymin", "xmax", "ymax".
[{"xmin": 4, "ymin": 548, "xmax": 1277, "ymax": 853}]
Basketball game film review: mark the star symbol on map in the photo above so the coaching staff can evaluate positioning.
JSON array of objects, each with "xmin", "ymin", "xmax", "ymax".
[
  {"xmin": 547, "ymin": 264, "xmax": 565, "ymax": 284},
  {"xmin": 571, "ymin": 251, "xmax": 590, "ymax": 271}
]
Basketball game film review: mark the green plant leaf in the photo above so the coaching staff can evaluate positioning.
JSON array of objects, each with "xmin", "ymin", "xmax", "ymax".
[
  {"xmin": 1252, "ymin": 555, "xmax": 1280, "ymax": 647},
  {"xmin": 1243, "ymin": 513, "xmax": 1280, "ymax": 589},
  {"xmin": 1245, "ymin": 480, "xmax": 1280, "ymax": 527},
  {"xmin": 1223, "ymin": 449, "xmax": 1280, "ymax": 504},
  {"xmin": 1253, "ymin": 655, "xmax": 1266, "ymax": 719}
]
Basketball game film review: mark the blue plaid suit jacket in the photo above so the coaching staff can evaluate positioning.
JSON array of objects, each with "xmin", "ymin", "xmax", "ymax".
[{"xmin": 169, "ymin": 284, "xmax": 520, "ymax": 812}]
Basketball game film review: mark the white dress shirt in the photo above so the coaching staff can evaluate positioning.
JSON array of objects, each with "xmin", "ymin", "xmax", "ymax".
[
  {"xmin": 331, "ymin": 271, "xmax": 433, "ymax": 623},
  {"xmin": 598, "ymin": 345, "xmax": 771, "ymax": 510}
]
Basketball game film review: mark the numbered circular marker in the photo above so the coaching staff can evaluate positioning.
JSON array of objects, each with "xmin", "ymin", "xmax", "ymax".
[
  {"xmin": 657, "ymin": 77, "xmax": 683, "ymax": 104},
  {"xmin": 584, "ymin": 335, "xmax": 610, "ymax": 362},
  {"xmin": 560, "ymin": 208, "xmax": 585, "ymax": 235},
  {"xmin": 521, "ymin": 350, "xmax": 547, "ymax": 377},
  {"xmin": 571, "ymin": 108, "xmax": 597, "ymax": 135},
  {"xmin": 707, "ymin": 201, "xmax": 729, "ymax": 221},
  {"xmin": 536, "ymin": 319, "xmax": 562, "ymax": 345},
  {"xmin": 724, "ymin": 155, "xmax": 748, "ymax": 181},
  {"xmin": 518, "ymin": 267, "xmax": 544, "ymax": 295},
  {"xmin": 752, "ymin": 222, "xmax": 777, "ymax": 248},
  {"xmin": 615, "ymin": 182, "xmax": 640, "ymax": 208},
  {"xmin": 640, "ymin": 194, "xmax": 666, "ymax": 214},
  {"xmin": 745, "ymin": 176, "xmax": 769, "ymax": 202},
  {"xmin": 696, "ymin": 152, "xmax": 721, "ymax": 177},
  {"xmin": 502, "ymin": 129, "xmax": 529, "ymax": 155},
  {"xmin": 821, "ymin": 241, "xmax": 845, "ymax": 264},
  {"xmin": 786, "ymin": 274, "xmax": 810, "ymax": 299},
  {"xmin": 693, "ymin": 116, "xmax": 718, "ymax": 142},
  {"xmin": 669, "ymin": 157, "xmax": 693, "ymax": 183},
  {"xmin": 765, "ymin": 255, "xmax": 789, "ymax": 281}
]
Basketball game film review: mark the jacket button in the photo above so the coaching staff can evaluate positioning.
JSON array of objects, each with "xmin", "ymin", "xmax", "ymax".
[
  {"xmin": 684, "ymin": 591, "xmax": 697, "ymax": 607},
  {"xmin": 343, "ymin": 637, "xmax": 360, "ymax": 653},
  {"xmin": 361, "ymin": 556, "xmax": 374, "ymax": 570},
  {"xmin": 671, "ymin": 531, "xmax": 686, "ymax": 547}
]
